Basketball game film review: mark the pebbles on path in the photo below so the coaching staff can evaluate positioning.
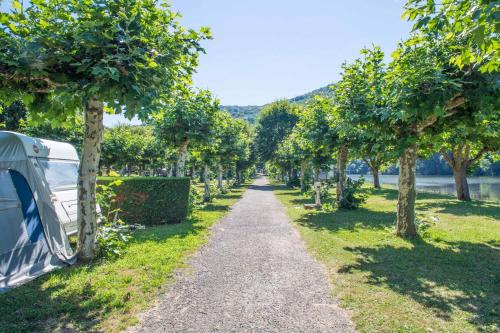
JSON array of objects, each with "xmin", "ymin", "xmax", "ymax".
[{"xmin": 126, "ymin": 176, "xmax": 355, "ymax": 333}]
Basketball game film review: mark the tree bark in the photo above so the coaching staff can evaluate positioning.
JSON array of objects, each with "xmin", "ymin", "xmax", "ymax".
[
  {"xmin": 396, "ymin": 144, "xmax": 418, "ymax": 237},
  {"xmin": 314, "ymin": 167, "xmax": 320, "ymax": 182},
  {"xmin": 77, "ymin": 98, "xmax": 104, "ymax": 261},
  {"xmin": 370, "ymin": 165, "xmax": 381, "ymax": 189},
  {"xmin": 217, "ymin": 164, "xmax": 224, "ymax": 192},
  {"xmin": 440, "ymin": 145, "xmax": 477, "ymax": 201},
  {"xmin": 300, "ymin": 159, "xmax": 307, "ymax": 192},
  {"xmin": 203, "ymin": 163, "xmax": 211, "ymax": 202},
  {"xmin": 336, "ymin": 146, "xmax": 348, "ymax": 202},
  {"xmin": 453, "ymin": 167, "xmax": 470, "ymax": 201},
  {"xmin": 176, "ymin": 139, "xmax": 189, "ymax": 177}
]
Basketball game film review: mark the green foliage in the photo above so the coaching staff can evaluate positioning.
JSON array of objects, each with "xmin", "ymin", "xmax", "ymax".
[
  {"xmin": 24, "ymin": 113, "xmax": 85, "ymax": 153},
  {"xmin": 335, "ymin": 177, "xmax": 368, "ymax": 209},
  {"xmin": 221, "ymin": 105, "xmax": 262, "ymax": 123},
  {"xmin": 101, "ymin": 124, "xmax": 164, "ymax": 173},
  {"xmin": 404, "ymin": 0, "xmax": 499, "ymax": 73},
  {"xmin": 95, "ymin": 178, "xmax": 133, "ymax": 258},
  {"xmin": 0, "ymin": 100, "xmax": 27, "ymax": 131},
  {"xmin": 255, "ymin": 100, "xmax": 300, "ymax": 162},
  {"xmin": 99, "ymin": 177, "xmax": 191, "ymax": 225},
  {"xmin": 154, "ymin": 89, "xmax": 219, "ymax": 148},
  {"xmin": 0, "ymin": 0, "xmax": 210, "ymax": 121},
  {"xmin": 289, "ymin": 84, "xmax": 334, "ymax": 104}
]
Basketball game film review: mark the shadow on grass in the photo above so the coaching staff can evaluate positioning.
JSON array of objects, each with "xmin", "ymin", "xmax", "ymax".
[
  {"xmin": 371, "ymin": 188, "xmax": 500, "ymax": 219},
  {"xmin": 278, "ymin": 184, "xmax": 499, "ymax": 331},
  {"xmin": 339, "ymin": 239, "xmax": 500, "ymax": 331},
  {"xmin": 0, "ymin": 188, "xmax": 245, "ymax": 333}
]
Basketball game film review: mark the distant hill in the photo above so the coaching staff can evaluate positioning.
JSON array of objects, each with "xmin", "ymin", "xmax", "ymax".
[
  {"xmin": 288, "ymin": 84, "xmax": 333, "ymax": 104},
  {"xmin": 222, "ymin": 84, "xmax": 333, "ymax": 123},
  {"xmin": 220, "ymin": 105, "xmax": 262, "ymax": 124}
]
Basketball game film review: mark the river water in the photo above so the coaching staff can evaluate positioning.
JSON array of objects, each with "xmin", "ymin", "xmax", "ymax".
[{"xmin": 348, "ymin": 175, "xmax": 500, "ymax": 202}]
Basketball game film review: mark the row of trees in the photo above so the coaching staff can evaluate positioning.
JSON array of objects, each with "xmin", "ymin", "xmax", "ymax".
[
  {"xmin": 255, "ymin": 0, "xmax": 499, "ymax": 237},
  {"xmin": 0, "ymin": 0, "xmax": 255, "ymax": 260},
  {"xmin": 0, "ymin": 99, "xmax": 255, "ymax": 190}
]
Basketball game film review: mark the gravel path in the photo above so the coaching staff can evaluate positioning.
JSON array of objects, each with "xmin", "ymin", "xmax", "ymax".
[{"xmin": 127, "ymin": 176, "xmax": 355, "ymax": 333}]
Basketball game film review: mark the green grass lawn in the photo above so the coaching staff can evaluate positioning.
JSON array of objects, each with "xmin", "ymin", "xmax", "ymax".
[
  {"xmin": 0, "ymin": 183, "xmax": 249, "ymax": 333},
  {"xmin": 274, "ymin": 185, "xmax": 500, "ymax": 333}
]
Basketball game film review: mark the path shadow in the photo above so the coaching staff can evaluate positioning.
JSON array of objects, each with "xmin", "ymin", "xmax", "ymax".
[
  {"xmin": 249, "ymin": 184, "xmax": 275, "ymax": 192},
  {"xmin": 339, "ymin": 238, "xmax": 500, "ymax": 331},
  {"xmin": 0, "ymin": 188, "xmax": 245, "ymax": 332}
]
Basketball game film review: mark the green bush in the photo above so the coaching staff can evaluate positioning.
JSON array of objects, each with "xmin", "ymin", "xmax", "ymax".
[
  {"xmin": 336, "ymin": 177, "xmax": 368, "ymax": 209},
  {"xmin": 99, "ymin": 177, "xmax": 191, "ymax": 225}
]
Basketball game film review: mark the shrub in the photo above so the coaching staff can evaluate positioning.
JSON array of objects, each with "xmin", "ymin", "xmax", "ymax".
[
  {"xmin": 99, "ymin": 177, "xmax": 191, "ymax": 225},
  {"xmin": 96, "ymin": 179, "xmax": 131, "ymax": 258},
  {"xmin": 336, "ymin": 177, "xmax": 368, "ymax": 209}
]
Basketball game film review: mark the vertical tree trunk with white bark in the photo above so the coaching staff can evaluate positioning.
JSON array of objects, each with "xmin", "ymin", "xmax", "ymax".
[
  {"xmin": 336, "ymin": 146, "xmax": 348, "ymax": 202},
  {"xmin": 300, "ymin": 159, "xmax": 307, "ymax": 192},
  {"xmin": 176, "ymin": 139, "xmax": 189, "ymax": 177},
  {"xmin": 396, "ymin": 144, "xmax": 418, "ymax": 237},
  {"xmin": 203, "ymin": 163, "xmax": 211, "ymax": 202},
  {"xmin": 77, "ymin": 98, "xmax": 104, "ymax": 261},
  {"xmin": 217, "ymin": 163, "xmax": 224, "ymax": 192}
]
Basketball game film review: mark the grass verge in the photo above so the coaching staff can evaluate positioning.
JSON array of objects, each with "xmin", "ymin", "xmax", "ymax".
[
  {"xmin": 0, "ymin": 182, "xmax": 249, "ymax": 333},
  {"xmin": 273, "ymin": 184, "xmax": 499, "ymax": 333}
]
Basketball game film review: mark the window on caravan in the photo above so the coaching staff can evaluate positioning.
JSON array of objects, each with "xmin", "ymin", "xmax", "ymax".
[{"xmin": 37, "ymin": 159, "xmax": 79, "ymax": 190}]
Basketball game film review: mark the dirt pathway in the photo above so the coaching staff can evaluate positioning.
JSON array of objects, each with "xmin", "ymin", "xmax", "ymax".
[{"xmin": 127, "ymin": 176, "xmax": 355, "ymax": 332}]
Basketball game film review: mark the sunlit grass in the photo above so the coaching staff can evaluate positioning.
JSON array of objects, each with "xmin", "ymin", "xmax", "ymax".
[
  {"xmin": 274, "ymin": 185, "xmax": 500, "ymax": 333},
  {"xmin": 0, "ymin": 182, "xmax": 249, "ymax": 333}
]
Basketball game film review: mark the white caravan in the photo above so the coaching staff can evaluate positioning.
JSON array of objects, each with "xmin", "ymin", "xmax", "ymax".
[{"xmin": 0, "ymin": 131, "xmax": 78, "ymax": 290}]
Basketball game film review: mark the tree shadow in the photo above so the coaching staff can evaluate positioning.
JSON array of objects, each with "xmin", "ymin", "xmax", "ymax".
[
  {"xmin": 248, "ymin": 184, "xmax": 275, "ymax": 192},
  {"xmin": 295, "ymin": 208, "xmax": 396, "ymax": 233},
  {"xmin": 339, "ymin": 238, "xmax": 500, "ymax": 331},
  {"xmin": 416, "ymin": 199, "xmax": 500, "ymax": 219},
  {"xmin": 0, "ymin": 188, "xmax": 246, "ymax": 332}
]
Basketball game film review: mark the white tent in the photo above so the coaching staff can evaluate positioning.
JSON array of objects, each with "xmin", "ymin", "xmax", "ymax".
[{"xmin": 0, "ymin": 131, "xmax": 78, "ymax": 291}]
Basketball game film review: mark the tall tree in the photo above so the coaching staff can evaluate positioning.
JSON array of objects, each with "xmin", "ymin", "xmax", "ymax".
[
  {"xmin": 385, "ymin": 35, "xmax": 477, "ymax": 236},
  {"xmin": 255, "ymin": 100, "xmax": 300, "ymax": 163},
  {"xmin": 154, "ymin": 89, "xmax": 219, "ymax": 177},
  {"xmin": 0, "ymin": 0, "xmax": 209, "ymax": 260},
  {"xmin": 335, "ymin": 47, "xmax": 397, "ymax": 189},
  {"xmin": 430, "ymin": 109, "xmax": 500, "ymax": 200}
]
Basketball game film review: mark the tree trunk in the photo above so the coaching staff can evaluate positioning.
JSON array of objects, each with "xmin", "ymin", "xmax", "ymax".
[
  {"xmin": 453, "ymin": 166, "xmax": 471, "ymax": 201},
  {"xmin": 336, "ymin": 146, "xmax": 348, "ymax": 202},
  {"xmin": 176, "ymin": 139, "xmax": 189, "ymax": 177},
  {"xmin": 77, "ymin": 98, "xmax": 104, "ymax": 261},
  {"xmin": 370, "ymin": 165, "xmax": 381, "ymax": 189},
  {"xmin": 236, "ymin": 168, "xmax": 241, "ymax": 185},
  {"xmin": 300, "ymin": 159, "xmax": 307, "ymax": 192},
  {"xmin": 217, "ymin": 164, "xmax": 224, "ymax": 192},
  {"xmin": 440, "ymin": 145, "xmax": 475, "ymax": 201},
  {"xmin": 203, "ymin": 164, "xmax": 211, "ymax": 202},
  {"xmin": 314, "ymin": 167, "xmax": 320, "ymax": 182},
  {"xmin": 396, "ymin": 144, "xmax": 418, "ymax": 237}
]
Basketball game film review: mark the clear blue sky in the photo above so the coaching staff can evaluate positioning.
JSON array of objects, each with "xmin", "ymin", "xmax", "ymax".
[
  {"xmin": 171, "ymin": 0, "xmax": 411, "ymax": 106},
  {"xmin": 1, "ymin": 0, "xmax": 412, "ymax": 125}
]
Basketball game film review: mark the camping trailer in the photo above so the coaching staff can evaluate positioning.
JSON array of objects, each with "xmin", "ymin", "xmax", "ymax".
[{"xmin": 0, "ymin": 131, "xmax": 78, "ymax": 291}]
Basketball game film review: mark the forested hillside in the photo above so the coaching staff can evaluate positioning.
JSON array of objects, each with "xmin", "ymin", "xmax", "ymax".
[{"xmin": 221, "ymin": 84, "xmax": 333, "ymax": 123}]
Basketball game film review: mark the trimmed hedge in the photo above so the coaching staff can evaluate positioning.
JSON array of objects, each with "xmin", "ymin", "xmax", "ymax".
[{"xmin": 99, "ymin": 177, "xmax": 191, "ymax": 225}]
